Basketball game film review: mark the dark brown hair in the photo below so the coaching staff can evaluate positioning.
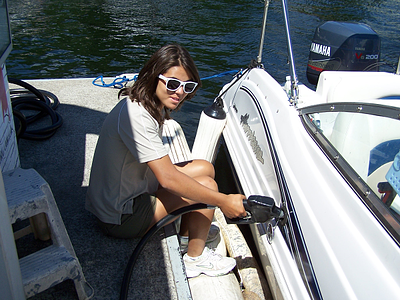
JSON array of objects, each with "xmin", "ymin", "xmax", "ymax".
[{"xmin": 119, "ymin": 44, "xmax": 201, "ymax": 125}]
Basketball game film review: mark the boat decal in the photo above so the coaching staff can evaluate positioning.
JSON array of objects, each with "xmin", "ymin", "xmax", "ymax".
[
  {"xmin": 240, "ymin": 113, "xmax": 264, "ymax": 164},
  {"xmin": 240, "ymin": 85, "xmax": 323, "ymax": 300},
  {"xmin": 310, "ymin": 42, "xmax": 331, "ymax": 57}
]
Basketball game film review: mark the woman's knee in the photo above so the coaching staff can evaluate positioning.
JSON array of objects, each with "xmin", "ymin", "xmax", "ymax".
[
  {"xmin": 192, "ymin": 159, "xmax": 215, "ymax": 178},
  {"xmin": 195, "ymin": 175, "xmax": 218, "ymax": 191},
  {"xmin": 204, "ymin": 160, "xmax": 215, "ymax": 178},
  {"xmin": 176, "ymin": 159, "xmax": 215, "ymax": 178}
]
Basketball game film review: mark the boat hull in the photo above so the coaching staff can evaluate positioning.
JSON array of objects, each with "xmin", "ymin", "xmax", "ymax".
[{"xmin": 221, "ymin": 68, "xmax": 400, "ymax": 299}]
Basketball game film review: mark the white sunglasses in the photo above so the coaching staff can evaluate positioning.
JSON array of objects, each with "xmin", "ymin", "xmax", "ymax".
[{"xmin": 158, "ymin": 74, "xmax": 198, "ymax": 94}]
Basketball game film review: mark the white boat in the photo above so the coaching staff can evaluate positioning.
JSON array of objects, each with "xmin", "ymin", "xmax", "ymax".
[{"xmin": 195, "ymin": 0, "xmax": 400, "ymax": 299}]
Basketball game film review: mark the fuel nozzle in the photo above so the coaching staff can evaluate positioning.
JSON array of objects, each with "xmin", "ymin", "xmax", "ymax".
[{"xmin": 226, "ymin": 195, "xmax": 284, "ymax": 225}]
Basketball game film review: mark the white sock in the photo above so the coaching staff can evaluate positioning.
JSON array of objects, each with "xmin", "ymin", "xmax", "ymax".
[{"xmin": 186, "ymin": 247, "xmax": 207, "ymax": 260}]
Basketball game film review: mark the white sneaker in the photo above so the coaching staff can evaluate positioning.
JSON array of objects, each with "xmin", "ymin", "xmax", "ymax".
[
  {"xmin": 183, "ymin": 247, "xmax": 236, "ymax": 278},
  {"xmin": 179, "ymin": 224, "xmax": 220, "ymax": 254}
]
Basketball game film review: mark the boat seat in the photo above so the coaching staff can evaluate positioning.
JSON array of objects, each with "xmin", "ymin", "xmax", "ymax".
[
  {"xmin": 368, "ymin": 140, "xmax": 400, "ymax": 176},
  {"xmin": 330, "ymin": 112, "xmax": 371, "ymax": 181},
  {"xmin": 367, "ymin": 140, "xmax": 400, "ymax": 196},
  {"xmin": 316, "ymin": 71, "xmax": 400, "ymax": 103},
  {"xmin": 3, "ymin": 167, "xmax": 94, "ymax": 299}
]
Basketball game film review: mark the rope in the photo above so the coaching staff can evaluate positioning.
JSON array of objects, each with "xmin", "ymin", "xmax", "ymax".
[
  {"xmin": 200, "ymin": 70, "xmax": 239, "ymax": 81},
  {"xmin": 92, "ymin": 74, "xmax": 137, "ymax": 89},
  {"xmin": 92, "ymin": 70, "xmax": 239, "ymax": 89}
]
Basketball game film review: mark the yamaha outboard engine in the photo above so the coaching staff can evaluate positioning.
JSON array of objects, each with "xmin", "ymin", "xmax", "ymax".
[{"xmin": 307, "ymin": 21, "xmax": 381, "ymax": 85}]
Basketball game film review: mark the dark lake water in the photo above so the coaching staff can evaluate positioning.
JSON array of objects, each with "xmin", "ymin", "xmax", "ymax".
[{"xmin": 6, "ymin": 0, "xmax": 400, "ymax": 143}]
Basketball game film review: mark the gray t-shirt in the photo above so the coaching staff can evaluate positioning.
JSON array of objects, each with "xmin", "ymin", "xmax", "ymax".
[{"xmin": 85, "ymin": 98, "xmax": 168, "ymax": 225}]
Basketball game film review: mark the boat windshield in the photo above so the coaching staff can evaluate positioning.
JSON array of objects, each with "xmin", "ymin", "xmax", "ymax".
[{"xmin": 301, "ymin": 102, "xmax": 400, "ymax": 245}]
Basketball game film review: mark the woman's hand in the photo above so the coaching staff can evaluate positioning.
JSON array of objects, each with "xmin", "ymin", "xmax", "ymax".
[{"xmin": 219, "ymin": 194, "xmax": 247, "ymax": 219}]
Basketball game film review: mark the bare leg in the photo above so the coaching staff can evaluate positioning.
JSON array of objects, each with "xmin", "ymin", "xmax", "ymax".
[
  {"xmin": 175, "ymin": 159, "xmax": 215, "ymax": 238},
  {"xmin": 150, "ymin": 160, "xmax": 217, "ymax": 257}
]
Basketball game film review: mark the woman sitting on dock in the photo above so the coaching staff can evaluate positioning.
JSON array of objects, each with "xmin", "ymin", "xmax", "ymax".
[{"xmin": 85, "ymin": 44, "xmax": 246, "ymax": 278}]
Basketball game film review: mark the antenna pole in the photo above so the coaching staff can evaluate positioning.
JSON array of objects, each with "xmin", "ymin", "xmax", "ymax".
[
  {"xmin": 257, "ymin": 0, "xmax": 271, "ymax": 64},
  {"xmin": 281, "ymin": 0, "xmax": 299, "ymax": 104}
]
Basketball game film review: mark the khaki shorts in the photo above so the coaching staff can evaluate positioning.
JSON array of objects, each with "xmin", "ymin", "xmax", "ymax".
[{"xmin": 98, "ymin": 193, "xmax": 157, "ymax": 239}]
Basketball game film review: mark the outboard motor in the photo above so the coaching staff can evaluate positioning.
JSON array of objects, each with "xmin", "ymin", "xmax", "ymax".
[{"xmin": 306, "ymin": 21, "xmax": 381, "ymax": 85}]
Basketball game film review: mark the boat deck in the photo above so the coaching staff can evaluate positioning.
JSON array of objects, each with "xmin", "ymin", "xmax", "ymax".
[{"xmin": 10, "ymin": 78, "xmax": 270, "ymax": 300}]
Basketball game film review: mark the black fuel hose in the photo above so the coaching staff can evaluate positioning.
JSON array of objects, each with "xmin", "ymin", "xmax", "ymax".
[
  {"xmin": 119, "ymin": 203, "xmax": 213, "ymax": 300},
  {"xmin": 8, "ymin": 78, "xmax": 63, "ymax": 140}
]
